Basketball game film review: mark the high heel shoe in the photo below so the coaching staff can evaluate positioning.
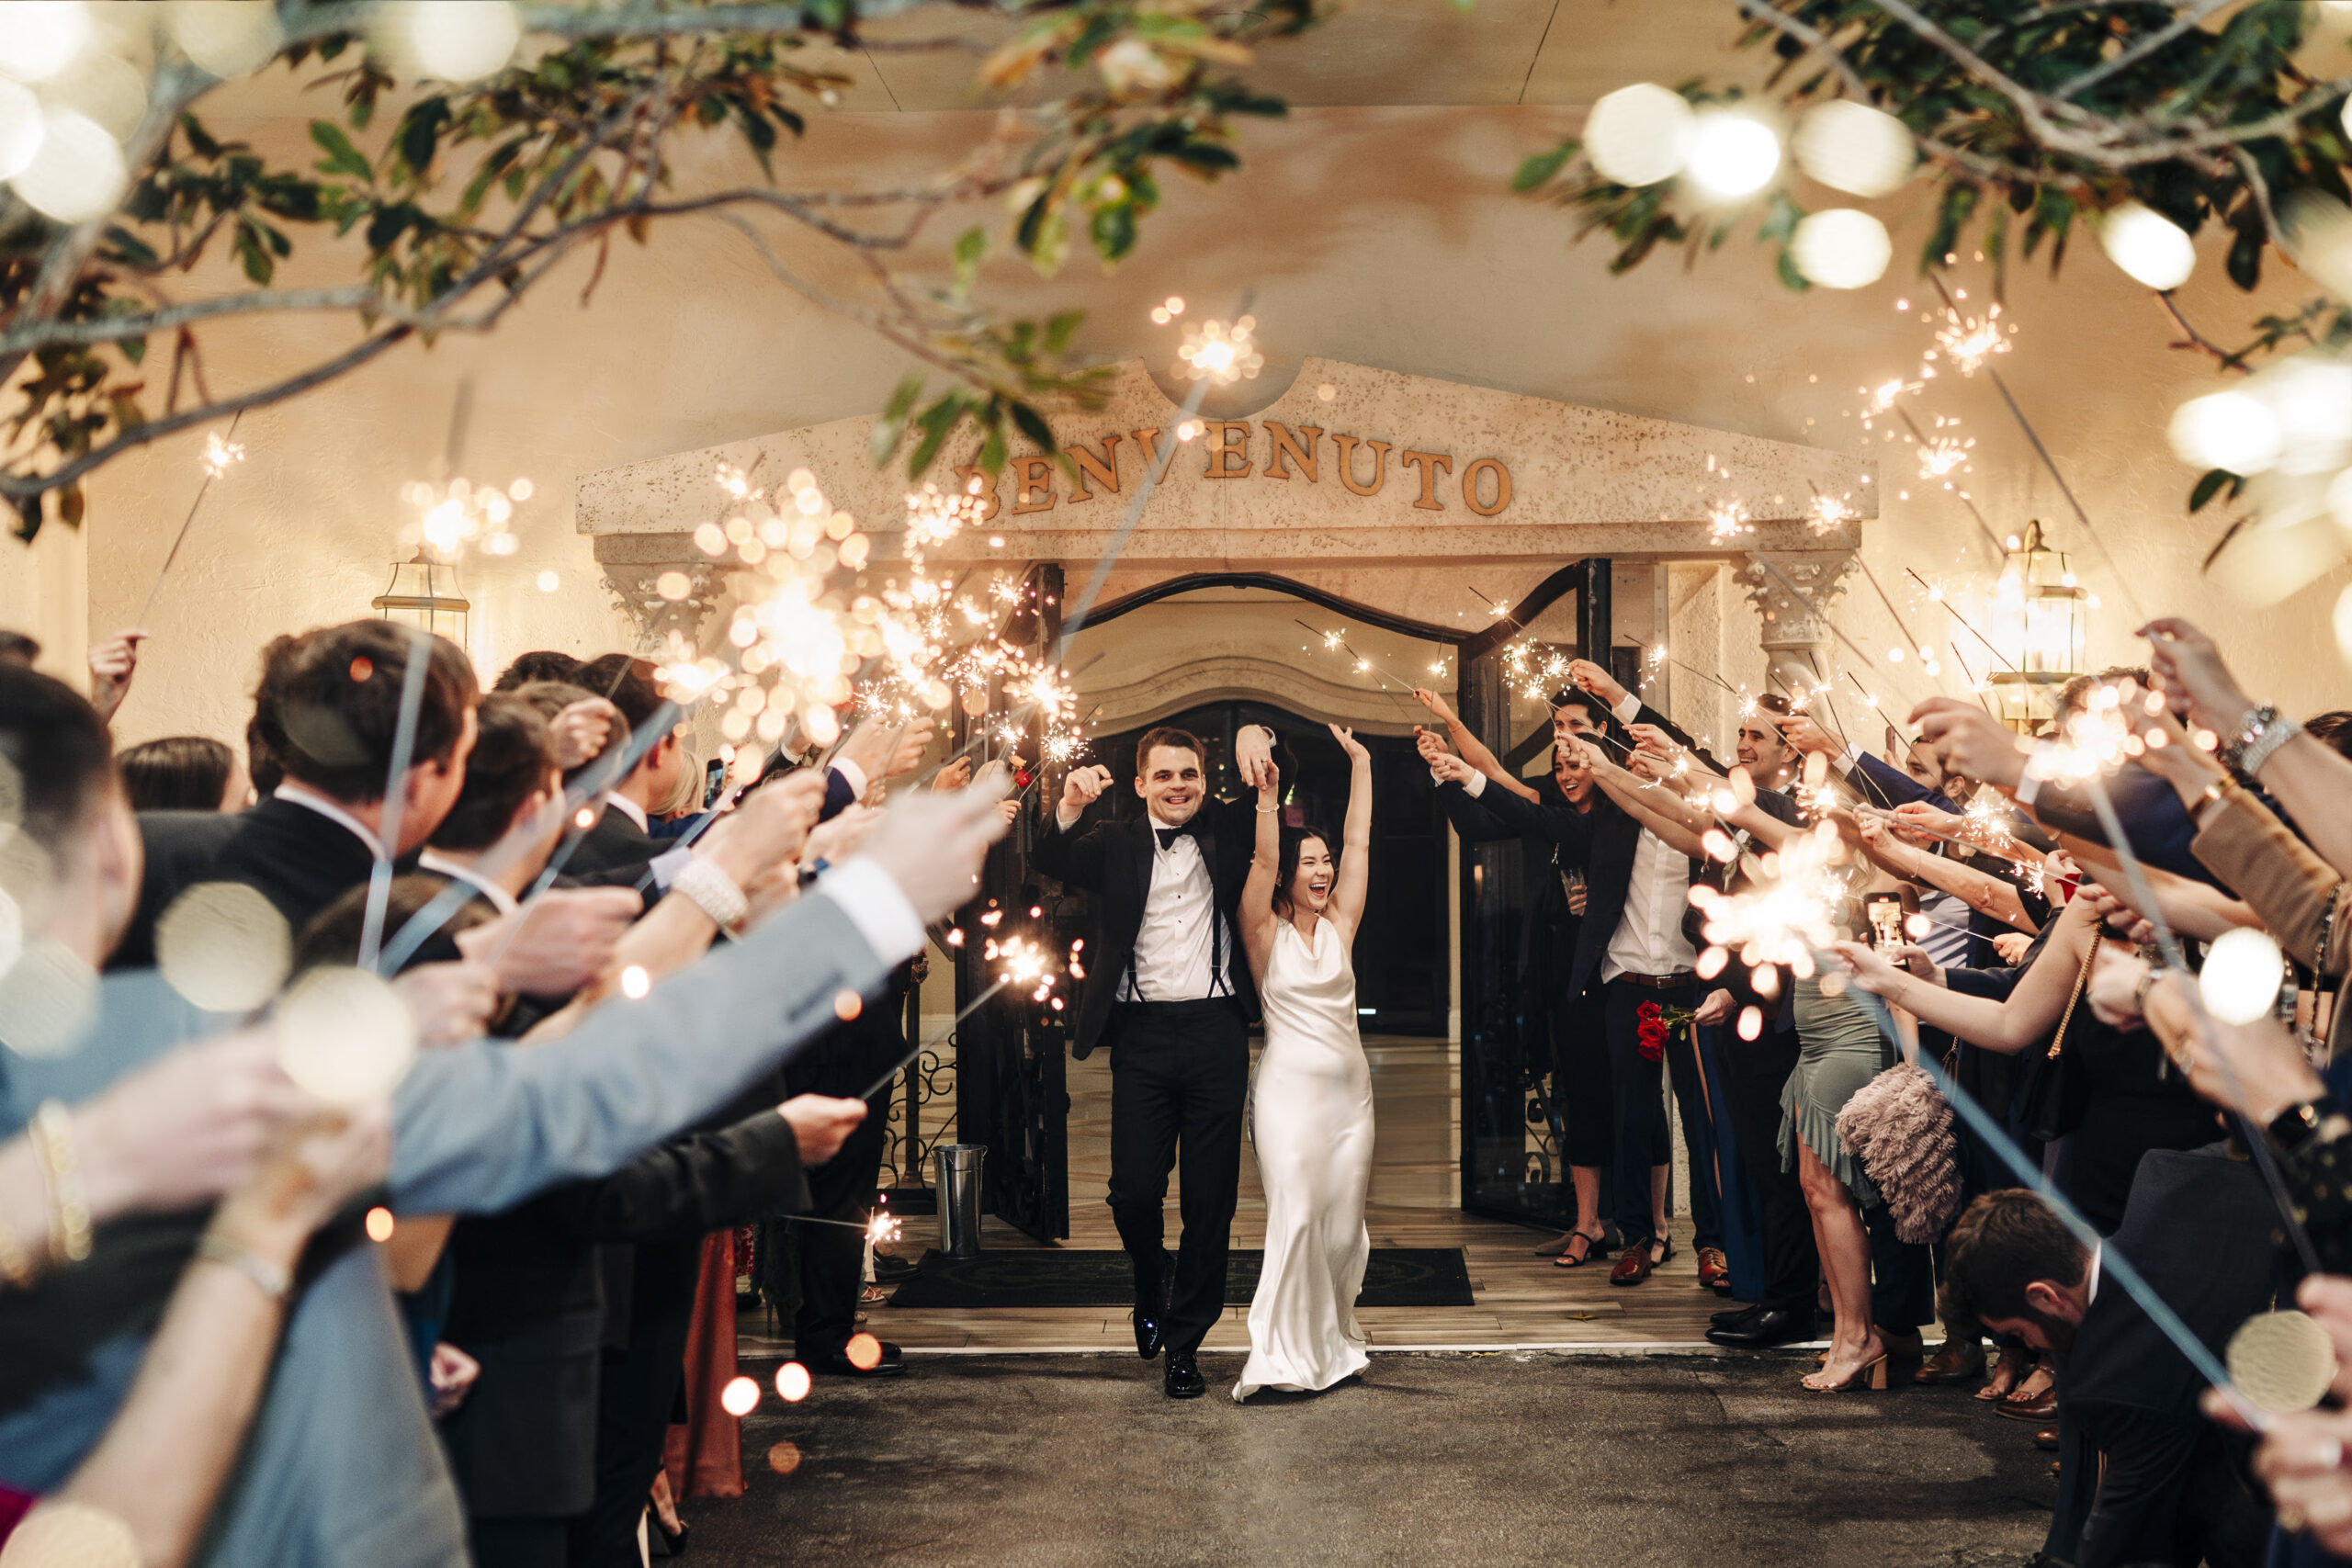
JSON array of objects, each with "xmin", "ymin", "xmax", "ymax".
[{"xmin": 1804, "ymin": 1353, "xmax": 1891, "ymax": 1393}]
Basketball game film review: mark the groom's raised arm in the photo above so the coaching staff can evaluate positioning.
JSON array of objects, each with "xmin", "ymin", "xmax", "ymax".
[{"xmin": 1034, "ymin": 763, "xmax": 1115, "ymax": 891}]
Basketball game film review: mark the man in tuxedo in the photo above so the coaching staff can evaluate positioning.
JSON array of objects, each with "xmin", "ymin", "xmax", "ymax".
[
  {"xmin": 118, "ymin": 621, "xmax": 479, "ymax": 964},
  {"xmin": 1034, "ymin": 723, "xmax": 1273, "ymax": 1398},
  {"xmin": 1945, "ymin": 1158, "xmax": 2277, "ymax": 1568},
  {"xmin": 568, "ymin": 654, "xmax": 690, "ymax": 878}
]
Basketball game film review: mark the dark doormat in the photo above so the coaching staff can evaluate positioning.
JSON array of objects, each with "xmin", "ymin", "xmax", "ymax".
[{"xmin": 883, "ymin": 1247, "xmax": 1473, "ymax": 1309}]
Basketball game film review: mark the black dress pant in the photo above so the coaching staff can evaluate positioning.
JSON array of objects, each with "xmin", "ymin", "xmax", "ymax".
[
  {"xmin": 786, "ymin": 1056, "xmax": 892, "ymax": 1359},
  {"xmin": 1718, "ymin": 1022, "xmax": 1817, "ymax": 1314},
  {"xmin": 1548, "ymin": 994, "xmax": 1613, "ymax": 1171},
  {"xmin": 1104, "ymin": 998, "xmax": 1250, "ymax": 1356},
  {"xmin": 1602, "ymin": 979, "xmax": 1725, "ymax": 1250},
  {"xmin": 569, "ymin": 1241, "xmax": 696, "ymax": 1568},
  {"xmin": 470, "ymin": 1517, "xmax": 569, "ymax": 1568}
]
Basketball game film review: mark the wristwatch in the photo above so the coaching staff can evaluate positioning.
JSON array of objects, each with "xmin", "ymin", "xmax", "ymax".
[{"xmin": 2267, "ymin": 1094, "xmax": 2345, "ymax": 1155}]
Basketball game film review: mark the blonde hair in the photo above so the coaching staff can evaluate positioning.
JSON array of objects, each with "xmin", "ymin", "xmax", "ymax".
[{"xmin": 653, "ymin": 746, "xmax": 704, "ymax": 817}]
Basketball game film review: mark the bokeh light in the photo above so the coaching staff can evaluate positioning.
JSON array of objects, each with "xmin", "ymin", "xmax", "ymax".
[
  {"xmin": 775, "ymin": 1361, "xmax": 812, "ymax": 1402},
  {"xmin": 2099, "ymin": 201, "xmax": 2197, "ymax": 291},
  {"xmin": 1685, "ymin": 109, "xmax": 1781, "ymax": 200},
  {"xmin": 1792, "ymin": 99, "xmax": 1914, "ymax": 197},
  {"xmin": 719, "ymin": 1375, "xmax": 761, "ymax": 1417},
  {"xmin": 276, "ymin": 964, "xmax": 417, "ymax": 1106},
  {"xmin": 155, "ymin": 881, "xmax": 291, "ymax": 1014},
  {"xmin": 11, "ymin": 107, "xmax": 126, "ymax": 223},
  {"xmin": 1583, "ymin": 82, "xmax": 1693, "ymax": 187},
  {"xmin": 2199, "ymin": 927, "xmax": 2284, "ymax": 1024},
  {"xmin": 1791, "ymin": 209, "xmax": 1891, "ymax": 289},
  {"xmin": 2168, "ymin": 389, "xmax": 2282, "ymax": 475}
]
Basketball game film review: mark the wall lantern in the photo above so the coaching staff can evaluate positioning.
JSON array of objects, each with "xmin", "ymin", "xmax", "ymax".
[
  {"xmin": 371, "ymin": 551, "xmax": 470, "ymax": 648},
  {"xmin": 1986, "ymin": 520, "xmax": 2086, "ymax": 733}
]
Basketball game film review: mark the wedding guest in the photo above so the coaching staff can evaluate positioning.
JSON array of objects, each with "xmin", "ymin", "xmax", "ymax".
[
  {"xmin": 119, "ymin": 734, "xmax": 248, "ymax": 813},
  {"xmin": 1944, "ymin": 1174, "xmax": 2275, "ymax": 1568},
  {"xmin": 495, "ymin": 650, "xmax": 586, "ymax": 692},
  {"xmin": 568, "ymin": 655, "xmax": 691, "ymax": 876},
  {"xmin": 1418, "ymin": 687, "xmax": 1618, "ymax": 1268},
  {"xmin": 0, "ymin": 658, "xmax": 1012, "ymax": 1568}
]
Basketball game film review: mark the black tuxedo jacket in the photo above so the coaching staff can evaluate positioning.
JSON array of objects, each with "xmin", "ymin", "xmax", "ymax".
[
  {"xmin": 2066, "ymin": 1145, "xmax": 2275, "ymax": 1568},
  {"xmin": 1439, "ymin": 779, "xmax": 1648, "ymax": 1002},
  {"xmin": 119, "ymin": 796, "xmax": 392, "ymax": 966},
  {"xmin": 1032, "ymin": 796, "xmax": 1261, "ymax": 1059},
  {"xmin": 565, "ymin": 806, "xmax": 662, "ymax": 880}
]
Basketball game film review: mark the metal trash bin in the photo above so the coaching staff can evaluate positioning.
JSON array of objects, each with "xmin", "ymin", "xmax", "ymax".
[{"xmin": 933, "ymin": 1144, "xmax": 988, "ymax": 1259}]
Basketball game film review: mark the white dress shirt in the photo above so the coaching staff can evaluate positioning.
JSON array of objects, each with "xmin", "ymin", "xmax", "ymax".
[
  {"xmin": 1115, "ymin": 815, "xmax": 1226, "ymax": 1002},
  {"xmin": 274, "ymin": 782, "xmax": 386, "ymax": 860},
  {"xmin": 1600, "ymin": 691, "xmax": 1700, "ymax": 979},
  {"xmin": 416, "ymin": 849, "xmax": 519, "ymax": 916}
]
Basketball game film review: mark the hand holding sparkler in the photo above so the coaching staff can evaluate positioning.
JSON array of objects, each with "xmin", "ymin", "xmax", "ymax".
[
  {"xmin": 86, "ymin": 628, "xmax": 146, "ymax": 723},
  {"xmin": 1412, "ymin": 726, "xmax": 1450, "ymax": 768},
  {"xmin": 778, "ymin": 1094, "xmax": 869, "ymax": 1167},
  {"xmin": 1565, "ymin": 657, "xmax": 1629, "ymax": 710},
  {"xmin": 1059, "ymin": 763, "xmax": 1114, "ymax": 826},
  {"xmin": 1912, "ymin": 698, "xmax": 2031, "ymax": 790},
  {"xmin": 1411, "ymin": 687, "xmax": 1459, "ymax": 726},
  {"xmin": 2140, "ymin": 617, "xmax": 2256, "ymax": 739},
  {"xmin": 1428, "ymin": 750, "xmax": 1480, "ymax": 789},
  {"xmin": 1774, "ymin": 712, "xmax": 1842, "ymax": 760},
  {"xmin": 863, "ymin": 772, "xmax": 1017, "ymax": 924},
  {"xmin": 931, "ymin": 755, "xmax": 975, "ymax": 793},
  {"xmin": 700, "ymin": 770, "xmax": 828, "ymax": 896},
  {"xmin": 1235, "ymin": 723, "xmax": 1276, "ymax": 791},
  {"xmin": 390, "ymin": 961, "xmax": 501, "ymax": 1049}
]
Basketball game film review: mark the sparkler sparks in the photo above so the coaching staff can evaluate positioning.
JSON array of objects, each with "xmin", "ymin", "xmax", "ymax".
[
  {"xmin": 1805, "ymin": 491, "xmax": 1855, "ymax": 536},
  {"xmin": 1930, "ymin": 299, "xmax": 2012, "ymax": 377},
  {"xmin": 1707, "ymin": 499, "xmax": 1754, "ymax": 542},
  {"xmin": 1173, "ymin": 315, "xmax": 1264, "ymax": 385},
  {"xmin": 1687, "ymin": 818, "xmax": 1858, "ymax": 984},
  {"xmin": 200, "ymin": 430, "xmax": 245, "ymax": 479}
]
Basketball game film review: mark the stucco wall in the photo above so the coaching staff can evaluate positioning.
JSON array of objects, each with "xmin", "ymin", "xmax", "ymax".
[{"xmin": 60, "ymin": 96, "xmax": 2331, "ymax": 749}]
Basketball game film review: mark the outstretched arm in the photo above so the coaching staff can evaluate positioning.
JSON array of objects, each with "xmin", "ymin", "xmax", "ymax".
[
  {"xmin": 1835, "ymin": 894, "xmax": 2099, "ymax": 1053},
  {"xmin": 1329, "ymin": 725, "xmax": 1374, "ymax": 936},
  {"xmin": 1240, "ymin": 760, "xmax": 1283, "ymax": 981},
  {"xmin": 1414, "ymin": 689, "xmax": 1539, "ymax": 804}
]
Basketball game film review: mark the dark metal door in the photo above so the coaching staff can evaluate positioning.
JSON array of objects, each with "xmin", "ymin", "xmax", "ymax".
[{"xmin": 952, "ymin": 563, "xmax": 1072, "ymax": 1243}]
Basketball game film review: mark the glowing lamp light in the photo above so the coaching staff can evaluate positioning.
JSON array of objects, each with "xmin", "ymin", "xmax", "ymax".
[
  {"xmin": 719, "ymin": 1375, "xmax": 761, "ymax": 1417},
  {"xmin": 1685, "ymin": 110, "xmax": 1781, "ymax": 201},
  {"xmin": 371, "ymin": 552, "xmax": 471, "ymax": 648},
  {"xmin": 1583, "ymin": 83, "xmax": 1694, "ymax": 187},
  {"xmin": 1792, "ymin": 100, "xmax": 1915, "ymax": 197},
  {"xmin": 2100, "ymin": 202, "xmax": 2197, "ymax": 291},
  {"xmin": 2168, "ymin": 389, "xmax": 2282, "ymax": 475},
  {"xmin": 1986, "ymin": 521, "xmax": 2087, "ymax": 732},
  {"xmin": 2199, "ymin": 928, "xmax": 2284, "ymax": 1024},
  {"xmin": 1791, "ymin": 209, "xmax": 1892, "ymax": 289}
]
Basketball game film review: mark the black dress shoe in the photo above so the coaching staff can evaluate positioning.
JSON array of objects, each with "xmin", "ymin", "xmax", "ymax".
[
  {"xmin": 1133, "ymin": 1304, "xmax": 1164, "ymax": 1359},
  {"xmin": 1163, "ymin": 1351, "xmax": 1206, "ymax": 1399},
  {"xmin": 1711, "ymin": 1303, "xmax": 1763, "ymax": 1332},
  {"xmin": 1705, "ymin": 1308, "xmax": 1818, "ymax": 1348},
  {"xmin": 808, "ymin": 1341, "xmax": 907, "ymax": 1377}
]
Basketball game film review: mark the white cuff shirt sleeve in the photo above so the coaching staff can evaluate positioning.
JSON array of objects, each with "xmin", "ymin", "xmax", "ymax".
[
  {"xmin": 1611, "ymin": 692, "xmax": 1641, "ymax": 725},
  {"xmin": 646, "ymin": 845, "xmax": 693, "ymax": 891},
  {"xmin": 831, "ymin": 759, "xmax": 868, "ymax": 803},
  {"xmin": 813, "ymin": 856, "xmax": 926, "ymax": 965},
  {"xmin": 1462, "ymin": 772, "xmax": 1487, "ymax": 799}
]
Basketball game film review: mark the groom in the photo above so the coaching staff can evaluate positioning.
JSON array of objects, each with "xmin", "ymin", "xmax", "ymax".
[{"xmin": 1034, "ymin": 723, "xmax": 1275, "ymax": 1398}]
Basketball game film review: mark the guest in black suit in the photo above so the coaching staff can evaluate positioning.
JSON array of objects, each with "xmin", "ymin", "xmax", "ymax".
[
  {"xmin": 1033, "ymin": 723, "xmax": 1272, "ymax": 1398},
  {"xmin": 567, "ymin": 655, "xmax": 690, "ymax": 879},
  {"xmin": 119, "ymin": 620, "xmax": 480, "ymax": 961},
  {"xmin": 1420, "ymin": 688, "xmax": 1617, "ymax": 1266},
  {"xmin": 1945, "ymin": 1161, "xmax": 2277, "ymax": 1568}
]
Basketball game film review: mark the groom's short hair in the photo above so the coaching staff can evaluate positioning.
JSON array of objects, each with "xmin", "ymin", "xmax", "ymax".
[{"xmin": 1135, "ymin": 727, "xmax": 1204, "ymax": 775}]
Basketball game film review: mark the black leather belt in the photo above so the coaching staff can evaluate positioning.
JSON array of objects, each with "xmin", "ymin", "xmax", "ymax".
[{"xmin": 1617, "ymin": 970, "xmax": 1698, "ymax": 988}]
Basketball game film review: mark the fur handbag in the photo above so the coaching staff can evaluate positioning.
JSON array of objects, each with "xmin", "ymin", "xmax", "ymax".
[{"xmin": 1836, "ymin": 1063, "xmax": 1962, "ymax": 1245}]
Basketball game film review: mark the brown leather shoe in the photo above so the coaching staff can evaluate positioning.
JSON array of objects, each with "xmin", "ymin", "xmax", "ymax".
[
  {"xmin": 1696, "ymin": 1247, "xmax": 1730, "ymax": 1294},
  {"xmin": 2034, "ymin": 1427, "xmax": 2060, "ymax": 1452},
  {"xmin": 1609, "ymin": 1241, "xmax": 1654, "ymax": 1286},
  {"xmin": 1916, "ymin": 1337, "xmax": 1987, "ymax": 1385}
]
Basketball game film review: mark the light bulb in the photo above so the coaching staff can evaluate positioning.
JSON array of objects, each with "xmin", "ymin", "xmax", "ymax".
[
  {"xmin": 1791, "ymin": 209, "xmax": 1892, "ymax": 288},
  {"xmin": 1792, "ymin": 99, "xmax": 1915, "ymax": 197},
  {"xmin": 2100, "ymin": 201, "xmax": 2197, "ymax": 290},
  {"xmin": 1582, "ymin": 83, "xmax": 1694, "ymax": 187},
  {"xmin": 2168, "ymin": 389, "xmax": 2282, "ymax": 474},
  {"xmin": 1685, "ymin": 110, "xmax": 1781, "ymax": 200}
]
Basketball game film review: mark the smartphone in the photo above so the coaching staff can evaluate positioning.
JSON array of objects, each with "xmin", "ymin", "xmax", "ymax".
[{"xmin": 1863, "ymin": 891, "xmax": 1905, "ymax": 953}]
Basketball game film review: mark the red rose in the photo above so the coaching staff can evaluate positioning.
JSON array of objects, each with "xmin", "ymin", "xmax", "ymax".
[
  {"xmin": 1636, "ymin": 1018, "xmax": 1669, "ymax": 1063},
  {"xmin": 1637, "ymin": 1000, "xmax": 1662, "ymax": 1023}
]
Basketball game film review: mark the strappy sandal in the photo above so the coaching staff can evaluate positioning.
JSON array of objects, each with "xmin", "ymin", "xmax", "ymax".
[{"xmin": 1552, "ymin": 1230, "xmax": 1606, "ymax": 1269}]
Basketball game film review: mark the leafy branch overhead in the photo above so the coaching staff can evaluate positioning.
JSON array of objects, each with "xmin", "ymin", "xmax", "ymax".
[
  {"xmin": 1514, "ymin": 2, "xmax": 2352, "ymax": 370},
  {"xmin": 0, "ymin": 0, "xmax": 1317, "ymax": 540}
]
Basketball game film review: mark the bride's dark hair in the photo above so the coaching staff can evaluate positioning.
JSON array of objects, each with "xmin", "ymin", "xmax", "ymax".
[{"xmin": 1271, "ymin": 823, "xmax": 1334, "ymax": 916}]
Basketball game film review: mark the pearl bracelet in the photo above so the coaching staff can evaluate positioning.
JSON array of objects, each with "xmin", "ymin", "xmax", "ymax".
[{"xmin": 672, "ymin": 857, "xmax": 750, "ymax": 933}]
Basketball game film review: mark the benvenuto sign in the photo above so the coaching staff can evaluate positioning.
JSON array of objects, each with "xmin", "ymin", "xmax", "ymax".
[{"xmin": 953, "ymin": 420, "xmax": 1514, "ymax": 523}]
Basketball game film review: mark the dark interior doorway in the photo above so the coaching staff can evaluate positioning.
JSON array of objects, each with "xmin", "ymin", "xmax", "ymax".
[{"xmin": 1090, "ymin": 701, "xmax": 1448, "ymax": 1036}]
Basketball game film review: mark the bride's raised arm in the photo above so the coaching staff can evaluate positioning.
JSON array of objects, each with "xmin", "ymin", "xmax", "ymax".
[
  {"xmin": 1329, "ymin": 724, "xmax": 1374, "ymax": 939},
  {"xmin": 1240, "ymin": 758, "xmax": 1284, "ymax": 981}
]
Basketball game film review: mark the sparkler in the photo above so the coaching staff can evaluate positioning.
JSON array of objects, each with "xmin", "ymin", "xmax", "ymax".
[
  {"xmin": 859, "ymin": 932, "xmax": 1064, "ymax": 1100},
  {"xmin": 1294, "ymin": 619, "xmax": 1430, "ymax": 708},
  {"xmin": 1706, "ymin": 498, "xmax": 1754, "ymax": 542},
  {"xmin": 137, "ymin": 409, "xmax": 246, "ymax": 626},
  {"xmin": 356, "ymin": 623, "xmax": 435, "ymax": 973}
]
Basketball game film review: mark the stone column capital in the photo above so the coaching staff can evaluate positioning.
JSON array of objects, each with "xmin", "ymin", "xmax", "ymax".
[
  {"xmin": 592, "ymin": 532, "xmax": 734, "ymax": 653},
  {"xmin": 1739, "ymin": 548, "xmax": 1855, "ymax": 689}
]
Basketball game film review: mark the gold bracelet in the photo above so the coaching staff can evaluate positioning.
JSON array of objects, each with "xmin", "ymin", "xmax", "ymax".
[{"xmin": 28, "ymin": 1100, "xmax": 92, "ymax": 1265}]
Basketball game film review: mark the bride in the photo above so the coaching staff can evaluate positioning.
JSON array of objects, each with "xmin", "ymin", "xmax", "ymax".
[{"xmin": 1232, "ymin": 723, "xmax": 1375, "ymax": 1403}]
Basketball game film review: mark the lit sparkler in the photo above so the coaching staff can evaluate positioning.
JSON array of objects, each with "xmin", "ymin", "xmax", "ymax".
[
  {"xmin": 1173, "ymin": 315, "xmax": 1264, "ymax": 385},
  {"xmin": 1930, "ymin": 299, "xmax": 2012, "ymax": 377},
  {"xmin": 1707, "ymin": 499, "xmax": 1754, "ymax": 542}
]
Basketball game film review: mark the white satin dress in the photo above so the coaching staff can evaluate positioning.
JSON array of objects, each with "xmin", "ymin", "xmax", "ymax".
[{"xmin": 1233, "ymin": 918, "xmax": 1375, "ymax": 1402}]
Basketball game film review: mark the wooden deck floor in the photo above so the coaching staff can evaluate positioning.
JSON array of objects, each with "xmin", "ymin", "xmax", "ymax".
[{"xmin": 746, "ymin": 1038, "xmax": 1733, "ymax": 1355}]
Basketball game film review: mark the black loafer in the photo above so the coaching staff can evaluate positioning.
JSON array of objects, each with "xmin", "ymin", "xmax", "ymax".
[
  {"xmin": 1163, "ymin": 1351, "xmax": 1205, "ymax": 1399},
  {"xmin": 808, "ymin": 1341, "xmax": 906, "ymax": 1378},
  {"xmin": 1711, "ymin": 1303, "xmax": 1763, "ymax": 1332},
  {"xmin": 1705, "ymin": 1308, "xmax": 1818, "ymax": 1349}
]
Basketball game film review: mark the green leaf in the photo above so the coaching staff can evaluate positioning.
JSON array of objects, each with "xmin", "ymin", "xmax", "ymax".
[
  {"xmin": 1010, "ymin": 400, "xmax": 1057, "ymax": 452},
  {"xmin": 2188, "ymin": 467, "xmax": 2241, "ymax": 513},
  {"xmin": 310, "ymin": 120, "xmax": 372, "ymax": 182},
  {"xmin": 1090, "ymin": 201, "xmax": 1137, "ymax": 263},
  {"xmin": 1775, "ymin": 246, "xmax": 1810, "ymax": 291},
  {"xmin": 952, "ymin": 225, "xmax": 987, "ymax": 296},
  {"xmin": 396, "ymin": 96, "xmax": 450, "ymax": 179},
  {"xmin": 1513, "ymin": 143, "xmax": 1573, "ymax": 193},
  {"xmin": 1043, "ymin": 310, "xmax": 1083, "ymax": 355},
  {"xmin": 905, "ymin": 393, "xmax": 968, "ymax": 480}
]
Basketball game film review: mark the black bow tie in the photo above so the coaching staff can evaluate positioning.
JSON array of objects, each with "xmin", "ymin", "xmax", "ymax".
[{"xmin": 1155, "ymin": 822, "xmax": 1204, "ymax": 851}]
